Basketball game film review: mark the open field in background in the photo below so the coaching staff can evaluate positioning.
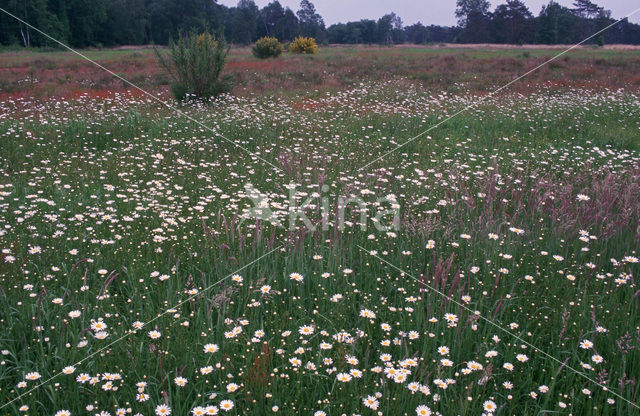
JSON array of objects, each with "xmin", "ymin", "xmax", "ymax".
[
  {"xmin": 0, "ymin": 46, "xmax": 639, "ymax": 415},
  {"xmin": 2, "ymin": 45, "xmax": 640, "ymax": 99}
]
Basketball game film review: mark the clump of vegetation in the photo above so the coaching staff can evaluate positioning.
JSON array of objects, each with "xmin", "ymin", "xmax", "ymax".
[
  {"xmin": 252, "ymin": 36, "xmax": 283, "ymax": 58},
  {"xmin": 288, "ymin": 36, "xmax": 318, "ymax": 54},
  {"xmin": 155, "ymin": 31, "xmax": 230, "ymax": 102}
]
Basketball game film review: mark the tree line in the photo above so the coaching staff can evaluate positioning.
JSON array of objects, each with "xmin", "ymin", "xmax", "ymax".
[{"xmin": 1, "ymin": 0, "xmax": 639, "ymax": 48}]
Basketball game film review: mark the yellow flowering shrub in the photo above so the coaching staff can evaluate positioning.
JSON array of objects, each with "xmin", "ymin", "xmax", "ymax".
[{"xmin": 288, "ymin": 36, "xmax": 318, "ymax": 54}]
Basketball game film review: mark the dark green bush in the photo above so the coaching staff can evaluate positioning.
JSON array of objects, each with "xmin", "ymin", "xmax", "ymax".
[{"xmin": 155, "ymin": 31, "xmax": 230, "ymax": 102}]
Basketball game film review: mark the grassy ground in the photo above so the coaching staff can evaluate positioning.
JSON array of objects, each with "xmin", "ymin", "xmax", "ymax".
[
  {"xmin": 0, "ymin": 47, "xmax": 639, "ymax": 416},
  {"xmin": 2, "ymin": 44, "xmax": 640, "ymax": 99}
]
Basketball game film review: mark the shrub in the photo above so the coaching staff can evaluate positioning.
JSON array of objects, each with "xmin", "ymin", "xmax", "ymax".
[
  {"xmin": 252, "ymin": 37, "xmax": 283, "ymax": 59},
  {"xmin": 288, "ymin": 36, "xmax": 318, "ymax": 54},
  {"xmin": 155, "ymin": 31, "xmax": 230, "ymax": 102}
]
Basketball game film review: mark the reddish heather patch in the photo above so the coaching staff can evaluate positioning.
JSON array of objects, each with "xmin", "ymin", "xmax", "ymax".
[
  {"xmin": 0, "ymin": 66, "xmax": 31, "ymax": 73},
  {"xmin": 227, "ymin": 60, "xmax": 286, "ymax": 72},
  {"xmin": 0, "ymin": 91, "xmax": 31, "ymax": 101},
  {"xmin": 292, "ymin": 98, "xmax": 331, "ymax": 111},
  {"xmin": 0, "ymin": 87, "xmax": 147, "ymax": 102}
]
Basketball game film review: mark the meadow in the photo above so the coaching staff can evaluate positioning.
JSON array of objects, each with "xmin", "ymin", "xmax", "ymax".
[{"xmin": 0, "ymin": 45, "xmax": 639, "ymax": 415}]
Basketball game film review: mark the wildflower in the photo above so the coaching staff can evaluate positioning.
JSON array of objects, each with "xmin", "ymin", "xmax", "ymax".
[
  {"xmin": 444, "ymin": 313, "xmax": 458, "ymax": 327},
  {"xmin": 345, "ymin": 355, "xmax": 359, "ymax": 365},
  {"xmin": 483, "ymin": 400, "xmax": 497, "ymax": 413},
  {"xmin": 25, "ymin": 372, "xmax": 41, "ymax": 380},
  {"xmin": 260, "ymin": 285, "xmax": 271, "ymax": 294},
  {"xmin": 91, "ymin": 321, "xmax": 108, "ymax": 331},
  {"xmin": 363, "ymin": 395, "xmax": 379, "ymax": 410},
  {"xmin": 407, "ymin": 382, "xmax": 421, "ymax": 392},
  {"xmin": 219, "ymin": 400, "xmax": 234, "ymax": 411},
  {"xmin": 205, "ymin": 406, "xmax": 219, "ymax": 414},
  {"xmin": 76, "ymin": 373, "xmax": 90, "ymax": 383},
  {"xmin": 581, "ymin": 362, "xmax": 593, "ymax": 370},
  {"xmin": 402, "ymin": 358, "xmax": 418, "ymax": 367},
  {"xmin": 155, "ymin": 405, "xmax": 171, "ymax": 415},
  {"xmin": 415, "ymin": 405, "xmax": 432, "ymax": 416},
  {"xmin": 203, "ymin": 343, "xmax": 219, "ymax": 353},
  {"xmin": 62, "ymin": 366, "xmax": 75, "ymax": 375},
  {"xmin": 289, "ymin": 357, "xmax": 302, "ymax": 367},
  {"xmin": 579, "ymin": 340, "xmax": 594, "ymax": 349},
  {"xmin": 350, "ymin": 369, "xmax": 363, "ymax": 378},
  {"xmin": 467, "ymin": 361, "xmax": 483, "ymax": 371},
  {"xmin": 359, "ymin": 308, "xmax": 376, "ymax": 319},
  {"xmin": 200, "ymin": 366, "xmax": 213, "ymax": 375},
  {"xmin": 336, "ymin": 372, "xmax": 352, "ymax": 382},
  {"xmin": 94, "ymin": 331, "xmax": 109, "ymax": 340},
  {"xmin": 299, "ymin": 325, "xmax": 314, "ymax": 335},
  {"xmin": 289, "ymin": 272, "xmax": 304, "ymax": 282}
]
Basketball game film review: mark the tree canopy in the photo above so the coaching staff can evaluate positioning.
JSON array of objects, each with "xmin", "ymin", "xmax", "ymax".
[{"xmin": 1, "ymin": 0, "xmax": 639, "ymax": 47}]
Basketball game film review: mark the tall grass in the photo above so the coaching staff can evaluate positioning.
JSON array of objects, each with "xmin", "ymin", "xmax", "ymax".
[{"xmin": 0, "ymin": 80, "xmax": 638, "ymax": 415}]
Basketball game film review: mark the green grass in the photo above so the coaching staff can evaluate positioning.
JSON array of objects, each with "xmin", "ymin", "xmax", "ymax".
[{"xmin": 0, "ymin": 78, "xmax": 639, "ymax": 415}]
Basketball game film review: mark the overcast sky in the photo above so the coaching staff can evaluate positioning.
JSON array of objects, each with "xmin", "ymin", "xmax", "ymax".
[{"xmin": 217, "ymin": 0, "xmax": 640, "ymax": 26}]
